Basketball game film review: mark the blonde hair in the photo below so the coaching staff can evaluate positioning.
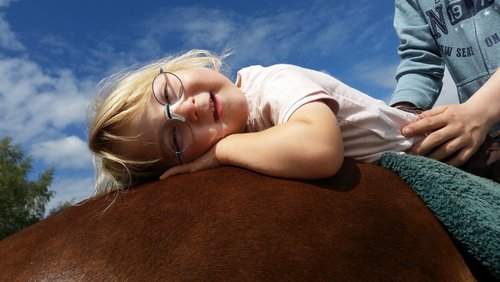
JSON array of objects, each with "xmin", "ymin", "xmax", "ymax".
[{"xmin": 88, "ymin": 49, "xmax": 229, "ymax": 196}]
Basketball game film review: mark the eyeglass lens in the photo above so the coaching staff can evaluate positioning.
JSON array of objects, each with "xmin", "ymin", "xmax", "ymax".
[
  {"xmin": 152, "ymin": 72, "xmax": 184, "ymax": 105},
  {"xmin": 161, "ymin": 119, "xmax": 193, "ymax": 153},
  {"xmin": 152, "ymin": 71, "xmax": 193, "ymax": 158}
]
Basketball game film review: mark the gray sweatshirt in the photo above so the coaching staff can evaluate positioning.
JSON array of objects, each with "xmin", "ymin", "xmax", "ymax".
[{"xmin": 391, "ymin": 0, "xmax": 499, "ymax": 116}]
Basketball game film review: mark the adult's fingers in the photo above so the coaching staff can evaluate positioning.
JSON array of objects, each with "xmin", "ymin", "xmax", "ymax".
[{"xmin": 402, "ymin": 107, "xmax": 448, "ymax": 137}]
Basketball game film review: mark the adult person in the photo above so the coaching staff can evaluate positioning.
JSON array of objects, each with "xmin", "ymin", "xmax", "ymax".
[{"xmin": 391, "ymin": 0, "xmax": 499, "ymax": 179}]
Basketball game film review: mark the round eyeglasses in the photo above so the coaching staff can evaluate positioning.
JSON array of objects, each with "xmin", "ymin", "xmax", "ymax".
[{"xmin": 151, "ymin": 68, "xmax": 193, "ymax": 165}]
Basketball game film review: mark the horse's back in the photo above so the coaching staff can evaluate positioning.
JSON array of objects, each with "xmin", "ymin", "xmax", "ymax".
[{"xmin": 0, "ymin": 161, "xmax": 476, "ymax": 281}]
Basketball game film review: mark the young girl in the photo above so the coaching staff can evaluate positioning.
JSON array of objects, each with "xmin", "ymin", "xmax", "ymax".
[{"xmin": 88, "ymin": 49, "xmax": 422, "ymax": 195}]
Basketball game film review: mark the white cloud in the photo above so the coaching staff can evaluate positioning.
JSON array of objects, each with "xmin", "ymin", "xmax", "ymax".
[
  {"xmin": 0, "ymin": 0, "xmax": 24, "ymax": 51},
  {"xmin": 351, "ymin": 61, "xmax": 398, "ymax": 89},
  {"xmin": 0, "ymin": 0, "xmax": 17, "ymax": 7},
  {"xmin": 181, "ymin": 10, "xmax": 235, "ymax": 46},
  {"xmin": 31, "ymin": 136, "xmax": 92, "ymax": 169},
  {"xmin": 46, "ymin": 175, "xmax": 95, "ymax": 214},
  {"xmin": 0, "ymin": 0, "xmax": 97, "ymax": 212},
  {"xmin": 0, "ymin": 17, "xmax": 24, "ymax": 50},
  {"xmin": 137, "ymin": 6, "xmax": 237, "ymax": 57},
  {"xmin": 351, "ymin": 63, "xmax": 460, "ymax": 105},
  {"xmin": 38, "ymin": 34, "xmax": 75, "ymax": 56},
  {"xmin": 0, "ymin": 57, "xmax": 91, "ymax": 143},
  {"xmin": 28, "ymin": 69, "xmax": 90, "ymax": 129},
  {"xmin": 138, "ymin": 2, "xmax": 391, "ymax": 67}
]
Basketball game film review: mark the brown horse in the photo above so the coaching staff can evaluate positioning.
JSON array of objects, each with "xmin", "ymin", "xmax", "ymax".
[{"xmin": 0, "ymin": 160, "xmax": 485, "ymax": 281}]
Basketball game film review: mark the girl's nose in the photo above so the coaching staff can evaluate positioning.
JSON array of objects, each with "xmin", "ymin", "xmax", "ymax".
[{"xmin": 176, "ymin": 96, "xmax": 198, "ymax": 123}]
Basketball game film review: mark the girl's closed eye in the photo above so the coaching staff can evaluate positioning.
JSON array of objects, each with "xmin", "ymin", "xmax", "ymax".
[
  {"xmin": 164, "ymin": 80, "xmax": 181, "ymax": 104},
  {"xmin": 162, "ymin": 121, "xmax": 192, "ymax": 152},
  {"xmin": 163, "ymin": 86, "xmax": 171, "ymax": 104},
  {"xmin": 170, "ymin": 126, "xmax": 181, "ymax": 152},
  {"xmin": 162, "ymin": 123, "xmax": 187, "ymax": 165},
  {"xmin": 153, "ymin": 71, "xmax": 183, "ymax": 105}
]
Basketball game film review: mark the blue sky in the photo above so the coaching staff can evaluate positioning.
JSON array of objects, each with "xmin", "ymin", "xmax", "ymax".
[{"xmin": 0, "ymin": 0, "xmax": 458, "ymax": 212}]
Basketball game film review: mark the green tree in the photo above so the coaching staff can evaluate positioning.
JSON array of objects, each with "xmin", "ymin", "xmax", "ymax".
[
  {"xmin": 0, "ymin": 137, "xmax": 54, "ymax": 240},
  {"xmin": 48, "ymin": 200, "xmax": 74, "ymax": 216}
]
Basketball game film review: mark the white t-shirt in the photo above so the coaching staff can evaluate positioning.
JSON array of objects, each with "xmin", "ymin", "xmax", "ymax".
[{"xmin": 236, "ymin": 64, "xmax": 421, "ymax": 163}]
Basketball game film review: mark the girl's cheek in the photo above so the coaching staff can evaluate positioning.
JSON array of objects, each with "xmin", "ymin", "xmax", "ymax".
[{"xmin": 185, "ymin": 127, "xmax": 223, "ymax": 161}]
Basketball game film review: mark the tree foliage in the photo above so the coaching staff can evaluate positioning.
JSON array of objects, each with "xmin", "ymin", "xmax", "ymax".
[
  {"xmin": 48, "ymin": 200, "xmax": 74, "ymax": 216},
  {"xmin": 0, "ymin": 137, "xmax": 54, "ymax": 240}
]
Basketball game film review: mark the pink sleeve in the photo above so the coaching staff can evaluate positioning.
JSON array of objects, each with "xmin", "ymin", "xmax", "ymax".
[{"xmin": 260, "ymin": 66, "xmax": 338, "ymax": 125}]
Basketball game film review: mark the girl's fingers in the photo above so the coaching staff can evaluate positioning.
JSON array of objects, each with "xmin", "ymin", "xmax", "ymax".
[{"xmin": 159, "ymin": 165, "xmax": 187, "ymax": 179}]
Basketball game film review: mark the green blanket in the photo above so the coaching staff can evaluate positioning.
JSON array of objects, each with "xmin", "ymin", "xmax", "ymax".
[{"xmin": 380, "ymin": 152, "xmax": 500, "ymax": 279}]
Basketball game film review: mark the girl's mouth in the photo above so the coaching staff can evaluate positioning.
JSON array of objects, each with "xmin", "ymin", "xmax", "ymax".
[
  {"xmin": 210, "ymin": 94, "xmax": 219, "ymax": 121},
  {"xmin": 210, "ymin": 94, "xmax": 222, "ymax": 121}
]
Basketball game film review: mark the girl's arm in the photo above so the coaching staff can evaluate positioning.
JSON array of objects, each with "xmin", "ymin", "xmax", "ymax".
[{"xmin": 161, "ymin": 101, "xmax": 344, "ymax": 180}]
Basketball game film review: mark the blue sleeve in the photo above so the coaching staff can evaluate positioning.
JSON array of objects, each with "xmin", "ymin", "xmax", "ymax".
[{"xmin": 390, "ymin": 0, "xmax": 445, "ymax": 109}]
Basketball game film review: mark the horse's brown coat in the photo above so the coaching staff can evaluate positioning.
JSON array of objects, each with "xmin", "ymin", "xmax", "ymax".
[{"xmin": 0, "ymin": 160, "xmax": 477, "ymax": 281}]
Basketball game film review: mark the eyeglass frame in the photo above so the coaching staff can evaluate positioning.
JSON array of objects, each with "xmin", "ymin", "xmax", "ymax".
[{"xmin": 151, "ymin": 68, "xmax": 194, "ymax": 165}]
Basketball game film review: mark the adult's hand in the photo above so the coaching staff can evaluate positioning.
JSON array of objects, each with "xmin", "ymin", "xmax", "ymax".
[
  {"xmin": 402, "ymin": 69, "xmax": 500, "ymax": 166},
  {"xmin": 402, "ymin": 103, "xmax": 490, "ymax": 166}
]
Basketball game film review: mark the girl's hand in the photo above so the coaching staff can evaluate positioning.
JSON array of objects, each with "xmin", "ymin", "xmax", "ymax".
[
  {"xmin": 159, "ymin": 146, "xmax": 221, "ymax": 179},
  {"xmin": 402, "ymin": 103, "xmax": 490, "ymax": 166},
  {"xmin": 161, "ymin": 101, "xmax": 343, "ymax": 180}
]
